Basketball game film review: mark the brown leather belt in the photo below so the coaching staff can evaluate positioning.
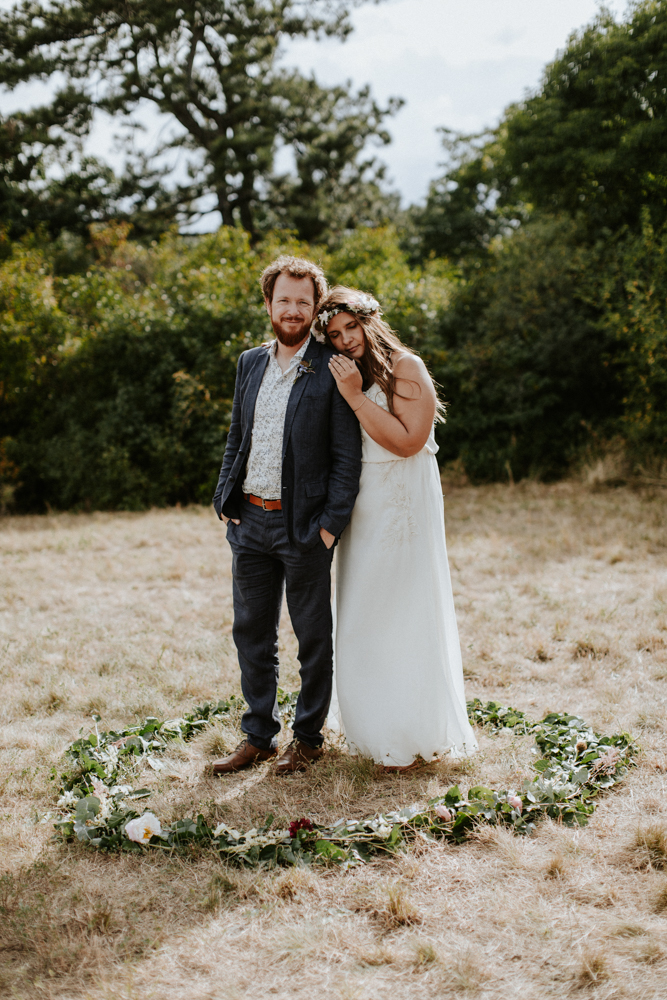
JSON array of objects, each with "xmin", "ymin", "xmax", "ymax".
[{"xmin": 244, "ymin": 492, "xmax": 282, "ymax": 511}]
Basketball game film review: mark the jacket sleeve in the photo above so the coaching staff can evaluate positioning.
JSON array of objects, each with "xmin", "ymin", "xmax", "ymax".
[
  {"xmin": 319, "ymin": 383, "xmax": 362, "ymax": 537},
  {"xmin": 212, "ymin": 352, "xmax": 245, "ymax": 518}
]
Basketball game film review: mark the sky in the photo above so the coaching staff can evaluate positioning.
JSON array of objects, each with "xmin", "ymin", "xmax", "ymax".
[
  {"xmin": 281, "ymin": 0, "xmax": 628, "ymax": 204},
  {"xmin": 0, "ymin": 0, "xmax": 629, "ymax": 223}
]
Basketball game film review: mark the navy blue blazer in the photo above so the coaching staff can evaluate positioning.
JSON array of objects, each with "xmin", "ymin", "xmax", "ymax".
[{"xmin": 212, "ymin": 338, "xmax": 362, "ymax": 551}]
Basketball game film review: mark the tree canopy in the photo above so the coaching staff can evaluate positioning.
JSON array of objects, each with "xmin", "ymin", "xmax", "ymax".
[
  {"xmin": 409, "ymin": 127, "xmax": 524, "ymax": 261},
  {"xmin": 0, "ymin": 0, "xmax": 399, "ymax": 240},
  {"xmin": 413, "ymin": 0, "xmax": 667, "ymax": 261},
  {"xmin": 503, "ymin": 0, "xmax": 667, "ymax": 234}
]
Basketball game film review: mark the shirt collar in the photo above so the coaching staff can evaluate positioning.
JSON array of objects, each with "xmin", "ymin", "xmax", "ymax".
[{"xmin": 269, "ymin": 333, "xmax": 311, "ymax": 369}]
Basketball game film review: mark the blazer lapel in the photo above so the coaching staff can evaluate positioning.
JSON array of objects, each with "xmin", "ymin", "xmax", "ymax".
[
  {"xmin": 243, "ymin": 347, "xmax": 270, "ymax": 433},
  {"xmin": 282, "ymin": 338, "xmax": 320, "ymax": 459}
]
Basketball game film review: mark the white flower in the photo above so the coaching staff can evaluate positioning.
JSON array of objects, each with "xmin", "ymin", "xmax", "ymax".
[
  {"xmin": 125, "ymin": 812, "xmax": 162, "ymax": 844},
  {"xmin": 99, "ymin": 800, "xmax": 113, "ymax": 821},
  {"xmin": 314, "ymin": 295, "xmax": 381, "ymax": 336},
  {"xmin": 213, "ymin": 822, "xmax": 230, "ymax": 838},
  {"xmin": 89, "ymin": 778, "xmax": 115, "ymax": 820},
  {"xmin": 507, "ymin": 795, "xmax": 523, "ymax": 814},
  {"xmin": 356, "ymin": 293, "xmax": 380, "ymax": 313},
  {"xmin": 109, "ymin": 784, "xmax": 132, "ymax": 797},
  {"xmin": 434, "ymin": 804, "xmax": 453, "ymax": 822},
  {"xmin": 57, "ymin": 790, "xmax": 78, "ymax": 808}
]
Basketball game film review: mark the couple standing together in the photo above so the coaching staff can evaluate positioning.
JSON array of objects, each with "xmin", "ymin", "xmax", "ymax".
[{"xmin": 212, "ymin": 255, "xmax": 477, "ymax": 775}]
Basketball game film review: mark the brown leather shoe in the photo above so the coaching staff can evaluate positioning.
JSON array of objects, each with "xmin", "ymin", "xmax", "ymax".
[
  {"xmin": 274, "ymin": 740, "xmax": 323, "ymax": 774},
  {"xmin": 210, "ymin": 740, "xmax": 276, "ymax": 775}
]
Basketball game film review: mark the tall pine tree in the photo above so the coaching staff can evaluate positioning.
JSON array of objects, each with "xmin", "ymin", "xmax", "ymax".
[{"xmin": 0, "ymin": 0, "xmax": 400, "ymax": 239}]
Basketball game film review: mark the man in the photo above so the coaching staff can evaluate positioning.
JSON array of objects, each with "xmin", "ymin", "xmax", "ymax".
[{"xmin": 211, "ymin": 256, "xmax": 362, "ymax": 774}]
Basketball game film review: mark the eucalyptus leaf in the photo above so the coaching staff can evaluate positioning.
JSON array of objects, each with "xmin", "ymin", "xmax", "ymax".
[
  {"xmin": 54, "ymin": 695, "xmax": 637, "ymax": 868},
  {"xmin": 75, "ymin": 795, "xmax": 100, "ymax": 821},
  {"xmin": 314, "ymin": 840, "xmax": 348, "ymax": 861}
]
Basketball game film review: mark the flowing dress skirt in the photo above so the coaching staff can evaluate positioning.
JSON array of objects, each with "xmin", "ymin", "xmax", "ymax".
[{"xmin": 330, "ymin": 386, "xmax": 477, "ymax": 766}]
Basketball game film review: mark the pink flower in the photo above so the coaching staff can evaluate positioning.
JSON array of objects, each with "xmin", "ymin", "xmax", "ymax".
[
  {"xmin": 507, "ymin": 795, "xmax": 523, "ymax": 814},
  {"xmin": 434, "ymin": 804, "xmax": 453, "ymax": 822}
]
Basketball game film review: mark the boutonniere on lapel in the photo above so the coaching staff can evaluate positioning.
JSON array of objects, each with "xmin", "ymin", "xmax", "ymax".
[{"xmin": 294, "ymin": 360, "xmax": 315, "ymax": 382}]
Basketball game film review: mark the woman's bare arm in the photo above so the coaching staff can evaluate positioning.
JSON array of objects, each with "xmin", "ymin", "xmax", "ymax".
[{"xmin": 328, "ymin": 353, "xmax": 437, "ymax": 458}]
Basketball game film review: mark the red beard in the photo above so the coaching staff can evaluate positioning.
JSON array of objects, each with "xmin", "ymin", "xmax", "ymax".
[{"xmin": 271, "ymin": 317, "xmax": 312, "ymax": 347}]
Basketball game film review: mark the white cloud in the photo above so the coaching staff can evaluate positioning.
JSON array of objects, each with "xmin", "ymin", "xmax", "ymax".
[{"xmin": 280, "ymin": 0, "xmax": 628, "ymax": 203}]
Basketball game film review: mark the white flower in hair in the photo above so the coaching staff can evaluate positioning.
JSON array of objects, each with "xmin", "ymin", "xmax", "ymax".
[
  {"xmin": 313, "ymin": 293, "xmax": 381, "ymax": 336},
  {"xmin": 356, "ymin": 293, "xmax": 381, "ymax": 314}
]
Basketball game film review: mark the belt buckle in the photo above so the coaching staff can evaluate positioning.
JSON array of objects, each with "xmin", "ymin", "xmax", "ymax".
[{"xmin": 261, "ymin": 497, "xmax": 268, "ymax": 510}]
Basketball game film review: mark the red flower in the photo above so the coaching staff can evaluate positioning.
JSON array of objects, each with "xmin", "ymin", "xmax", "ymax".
[{"xmin": 288, "ymin": 817, "xmax": 314, "ymax": 838}]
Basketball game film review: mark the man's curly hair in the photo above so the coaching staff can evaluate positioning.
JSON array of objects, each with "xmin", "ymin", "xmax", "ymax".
[{"xmin": 260, "ymin": 255, "xmax": 328, "ymax": 307}]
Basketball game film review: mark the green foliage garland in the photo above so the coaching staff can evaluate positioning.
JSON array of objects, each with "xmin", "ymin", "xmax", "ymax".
[{"xmin": 53, "ymin": 695, "xmax": 637, "ymax": 867}]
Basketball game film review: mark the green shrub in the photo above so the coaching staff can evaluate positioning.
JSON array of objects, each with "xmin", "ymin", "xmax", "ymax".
[
  {"xmin": 3, "ymin": 225, "xmax": 451, "ymax": 511},
  {"xmin": 587, "ymin": 213, "xmax": 667, "ymax": 468},
  {"xmin": 2, "ymin": 219, "xmax": 664, "ymax": 510},
  {"xmin": 5, "ymin": 226, "xmax": 281, "ymax": 509},
  {"xmin": 427, "ymin": 217, "xmax": 624, "ymax": 481}
]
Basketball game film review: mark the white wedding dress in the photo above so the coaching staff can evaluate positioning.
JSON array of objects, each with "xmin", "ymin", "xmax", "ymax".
[{"xmin": 329, "ymin": 384, "xmax": 478, "ymax": 766}]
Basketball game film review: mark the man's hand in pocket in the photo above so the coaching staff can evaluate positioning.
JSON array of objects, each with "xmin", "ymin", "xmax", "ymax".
[
  {"xmin": 319, "ymin": 527, "xmax": 335, "ymax": 549},
  {"xmin": 222, "ymin": 514, "xmax": 241, "ymax": 525}
]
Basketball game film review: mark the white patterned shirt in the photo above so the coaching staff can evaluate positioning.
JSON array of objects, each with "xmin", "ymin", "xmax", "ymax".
[{"xmin": 242, "ymin": 336, "xmax": 311, "ymax": 499}]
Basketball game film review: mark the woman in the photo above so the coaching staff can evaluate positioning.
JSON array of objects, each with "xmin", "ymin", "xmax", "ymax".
[{"xmin": 313, "ymin": 287, "xmax": 477, "ymax": 769}]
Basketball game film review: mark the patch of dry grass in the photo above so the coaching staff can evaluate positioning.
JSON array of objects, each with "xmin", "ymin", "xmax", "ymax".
[{"xmin": 1, "ymin": 483, "xmax": 667, "ymax": 998}]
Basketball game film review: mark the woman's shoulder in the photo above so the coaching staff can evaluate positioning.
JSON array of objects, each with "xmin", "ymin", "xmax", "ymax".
[
  {"xmin": 391, "ymin": 351, "xmax": 426, "ymax": 372},
  {"xmin": 391, "ymin": 352, "xmax": 436, "ymax": 407}
]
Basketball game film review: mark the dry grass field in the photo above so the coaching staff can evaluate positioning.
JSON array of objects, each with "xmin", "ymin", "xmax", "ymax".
[{"xmin": 1, "ymin": 482, "xmax": 667, "ymax": 1000}]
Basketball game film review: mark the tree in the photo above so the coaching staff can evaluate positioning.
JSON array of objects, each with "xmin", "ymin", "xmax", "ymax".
[
  {"xmin": 0, "ymin": 0, "xmax": 399, "ymax": 239},
  {"xmin": 502, "ymin": 0, "xmax": 667, "ymax": 235},
  {"xmin": 0, "ymin": 97, "xmax": 199, "ymax": 241},
  {"xmin": 408, "ymin": 127, "xmax": 525, "ymax": 262},
  {"xmin": 430, "ymin": 216, "xmax": 624, "ymax": 482},
  {"xmin": 265, "ymin": 76, "xmax": 401, "ymax": 242},
  {"xmin": 2, "ymin": 224, "xmax": 453, "ymax": 511},
  {"xmin": 411, "ymin": 2, "xmax": 667, "ymax": 261},
  {"xmin": 0, "ymin": 86, "xmax": 110, "ymax": 239}
]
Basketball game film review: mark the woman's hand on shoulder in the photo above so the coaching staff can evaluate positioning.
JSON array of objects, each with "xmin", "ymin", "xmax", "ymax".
[{"xmin": 328, "ymin": 354, "xmax": 364, "ymax": 409}]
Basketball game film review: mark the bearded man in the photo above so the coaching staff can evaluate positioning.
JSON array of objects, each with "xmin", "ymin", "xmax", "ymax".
[{"xmin": 211, "ymin": 256, "xmax": 362, "ymax": 775}]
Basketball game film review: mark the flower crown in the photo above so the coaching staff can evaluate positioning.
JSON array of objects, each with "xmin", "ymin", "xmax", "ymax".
[{"xmin": 312, "ymin": 293, "xmax": 381, "ymax": 342}]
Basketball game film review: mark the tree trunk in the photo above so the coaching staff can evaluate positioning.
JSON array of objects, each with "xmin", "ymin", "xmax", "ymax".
[{"xmin": 217, "ymin": 186, "xmax": 234, "ymax": 228}]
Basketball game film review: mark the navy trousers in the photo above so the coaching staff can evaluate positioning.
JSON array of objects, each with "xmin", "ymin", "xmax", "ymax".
[{"xmin": 226, "ymin": 498, "xmax": 335, "ymax": 750}]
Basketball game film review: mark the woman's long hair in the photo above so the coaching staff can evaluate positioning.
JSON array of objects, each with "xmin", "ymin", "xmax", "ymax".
[{"xmin": 315, "ymin": 285, "xmax": 444, "ymax": 419}]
